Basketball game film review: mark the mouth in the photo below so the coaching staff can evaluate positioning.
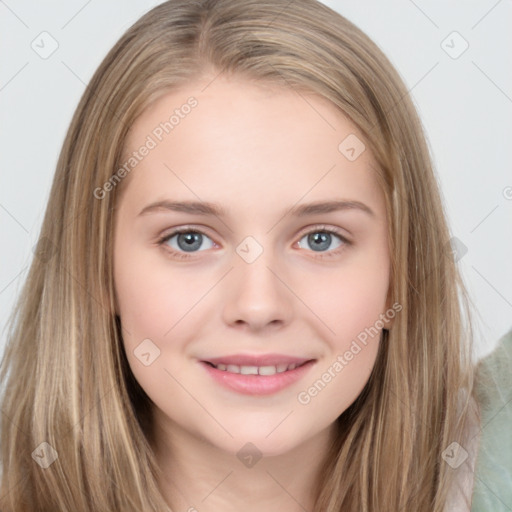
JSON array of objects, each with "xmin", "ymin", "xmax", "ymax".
[
  {"xmin": 199, "ymin": 356, "xmax": 317, "ymax": 395},
  {"xmin": 202, "ymin": 360, "xmax": 310, "ymax": 375}
]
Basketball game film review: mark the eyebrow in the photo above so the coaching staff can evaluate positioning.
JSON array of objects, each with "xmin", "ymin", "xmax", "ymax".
[{"xmin": 137, "ymin": 199, "xmax": 375, "ymax": 218}]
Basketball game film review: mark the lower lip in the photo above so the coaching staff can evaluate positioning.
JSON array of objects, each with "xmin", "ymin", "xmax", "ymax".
[{"xmin": 200, "ymin": 360, "xmax": 316, "ymax": 396}]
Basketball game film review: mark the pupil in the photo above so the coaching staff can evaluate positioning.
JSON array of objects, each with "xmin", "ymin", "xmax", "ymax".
[
  {"xmin": 178, "ymin": 232, "xmax": 202, "ymax": 251},
  {"xmin": 308, "ymin": 232, "xmax": 330, "ymax": 251}
]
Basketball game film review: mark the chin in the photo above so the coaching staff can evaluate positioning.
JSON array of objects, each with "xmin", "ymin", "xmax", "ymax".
[{"xmin": 218, "ymin": 428, "xmax": 308, "ymax": 460}]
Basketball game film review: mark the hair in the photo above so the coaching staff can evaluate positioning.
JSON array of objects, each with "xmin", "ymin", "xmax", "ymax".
[{"xmin": 0, "ymin": 0, "xmax": 477, "ymax": 510}]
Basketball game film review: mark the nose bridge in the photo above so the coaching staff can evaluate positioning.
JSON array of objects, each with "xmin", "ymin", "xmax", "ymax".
[{"xmin": 221, "ymin": 238, "xmax": 293, "ymax": 329}]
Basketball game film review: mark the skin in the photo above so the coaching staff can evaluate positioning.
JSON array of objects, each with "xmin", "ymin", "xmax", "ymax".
[{"xmin": 113, "ymin": 74, "xmax": 393, "ymax": 512}]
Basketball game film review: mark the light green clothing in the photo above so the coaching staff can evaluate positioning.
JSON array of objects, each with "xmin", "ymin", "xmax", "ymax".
[{"xmin": 471, "ymin": 329, "xmax": 512, "ymax": 510}]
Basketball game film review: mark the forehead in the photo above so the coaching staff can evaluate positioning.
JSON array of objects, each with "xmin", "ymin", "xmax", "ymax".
[{"xmin": 119, "ymin": 76, "xmax": 384, "ymax": 216}]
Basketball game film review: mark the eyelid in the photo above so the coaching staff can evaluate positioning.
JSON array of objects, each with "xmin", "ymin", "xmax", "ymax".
[
  {"xmin": 157, "ymin": 224, "xmax": 217, "ymax": 243},
  {"xmin": 296, "ymin": 224, "xmax": 351, "ymax": 242}
]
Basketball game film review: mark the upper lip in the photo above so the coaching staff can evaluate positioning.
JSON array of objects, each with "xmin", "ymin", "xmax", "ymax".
[{"xmin": 202, "ymin": 354, "xmax": 315, "ymax": 367}]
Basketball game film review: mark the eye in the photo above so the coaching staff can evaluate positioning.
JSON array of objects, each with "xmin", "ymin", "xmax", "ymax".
[
  {"xmin": 161, "ymin": 230, "xmax": 215, "ymax": 253},
  {"xmin": 157, "ymin": 226, "xmax": 349, "ymax": 260},
  {"xmin": 297, "ymin": 229, "xmax": 346, "ymax": 252}
]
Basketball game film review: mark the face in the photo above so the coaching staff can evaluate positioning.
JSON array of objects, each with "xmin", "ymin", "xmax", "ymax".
[{"xmin": 113, "ymin": 75, "xmax": 393, "ymax": 459}]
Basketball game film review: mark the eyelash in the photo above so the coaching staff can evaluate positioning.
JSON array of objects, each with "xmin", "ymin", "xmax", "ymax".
[{"xmin": 156, "ymin": 225, "xmax": 351, "ymax": 261}]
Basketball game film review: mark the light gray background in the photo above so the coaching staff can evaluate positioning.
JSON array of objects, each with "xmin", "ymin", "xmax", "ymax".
[{"xmin": 1, "ymin": 0, "xmax": 511, "ymax": 361}]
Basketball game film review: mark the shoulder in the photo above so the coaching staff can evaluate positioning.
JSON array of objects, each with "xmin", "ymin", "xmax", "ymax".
[{"xmin": 471, "ymin": 329, "xmax": 512, "ymax": 511}]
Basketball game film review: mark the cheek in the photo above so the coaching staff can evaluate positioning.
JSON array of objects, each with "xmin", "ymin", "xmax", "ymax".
[
  {"xmin": 114, "ymin": 251, "xmax": 203, "ymax": 407},
  {"xmin": 114, "ymin": 244, "xmax": 199, "ymax": 342},
  {"xmin": 296, "ymin": 299, "xmax": 384, "ymax": 420},
  {"xmin": 294, "ymin": 252, "xmax": 389, "ymax": 412},
  {"xmin": 305, "ymin": 255, "xmax": 390, "ymax": 340},
  {"xmin": 297, "ymin": 339, "xmax": 380, "ymax": 422}
]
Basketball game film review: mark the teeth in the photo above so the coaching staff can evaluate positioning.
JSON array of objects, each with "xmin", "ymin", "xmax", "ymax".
[
  {"xmin": 211, "ymin": 362, "xmax": 302, "ymax": 375},
  {"xmin": 240, "ymin": 366, "xmax": 259, "ymax": 375},
  {"xmin": 258, "ymin": 365, "xmax": 277, "ymax": 376}
]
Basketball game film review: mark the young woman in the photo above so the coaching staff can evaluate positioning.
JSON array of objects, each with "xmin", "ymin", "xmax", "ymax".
[{"xmin": 1, "ymin": 0, "xmax": 490, "ymax": 510}]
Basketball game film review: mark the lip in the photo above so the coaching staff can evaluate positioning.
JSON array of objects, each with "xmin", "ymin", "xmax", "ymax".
[{"xmin": 199, "ymin": 357, "xmax": 316, "ymax": 396}]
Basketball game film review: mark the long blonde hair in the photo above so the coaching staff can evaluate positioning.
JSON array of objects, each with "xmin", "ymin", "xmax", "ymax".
[{"xmin": 0, "ymin": 1, "xmax": 476, "ymax": 510}]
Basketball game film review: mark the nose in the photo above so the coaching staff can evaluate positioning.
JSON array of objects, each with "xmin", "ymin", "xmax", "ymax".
[{"xmin": 221, "ymin": 250, "xmax": 294, "ymax": 333}]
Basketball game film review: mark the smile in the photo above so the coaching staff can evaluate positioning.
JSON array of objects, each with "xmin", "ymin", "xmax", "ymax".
[
  {"xmin": 200, "ymin": 359, "xmax": 316, "ymax": 395},
  {"xmin": 205, "ymin": 361, "xmax": 304, "ymax": 375}
]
